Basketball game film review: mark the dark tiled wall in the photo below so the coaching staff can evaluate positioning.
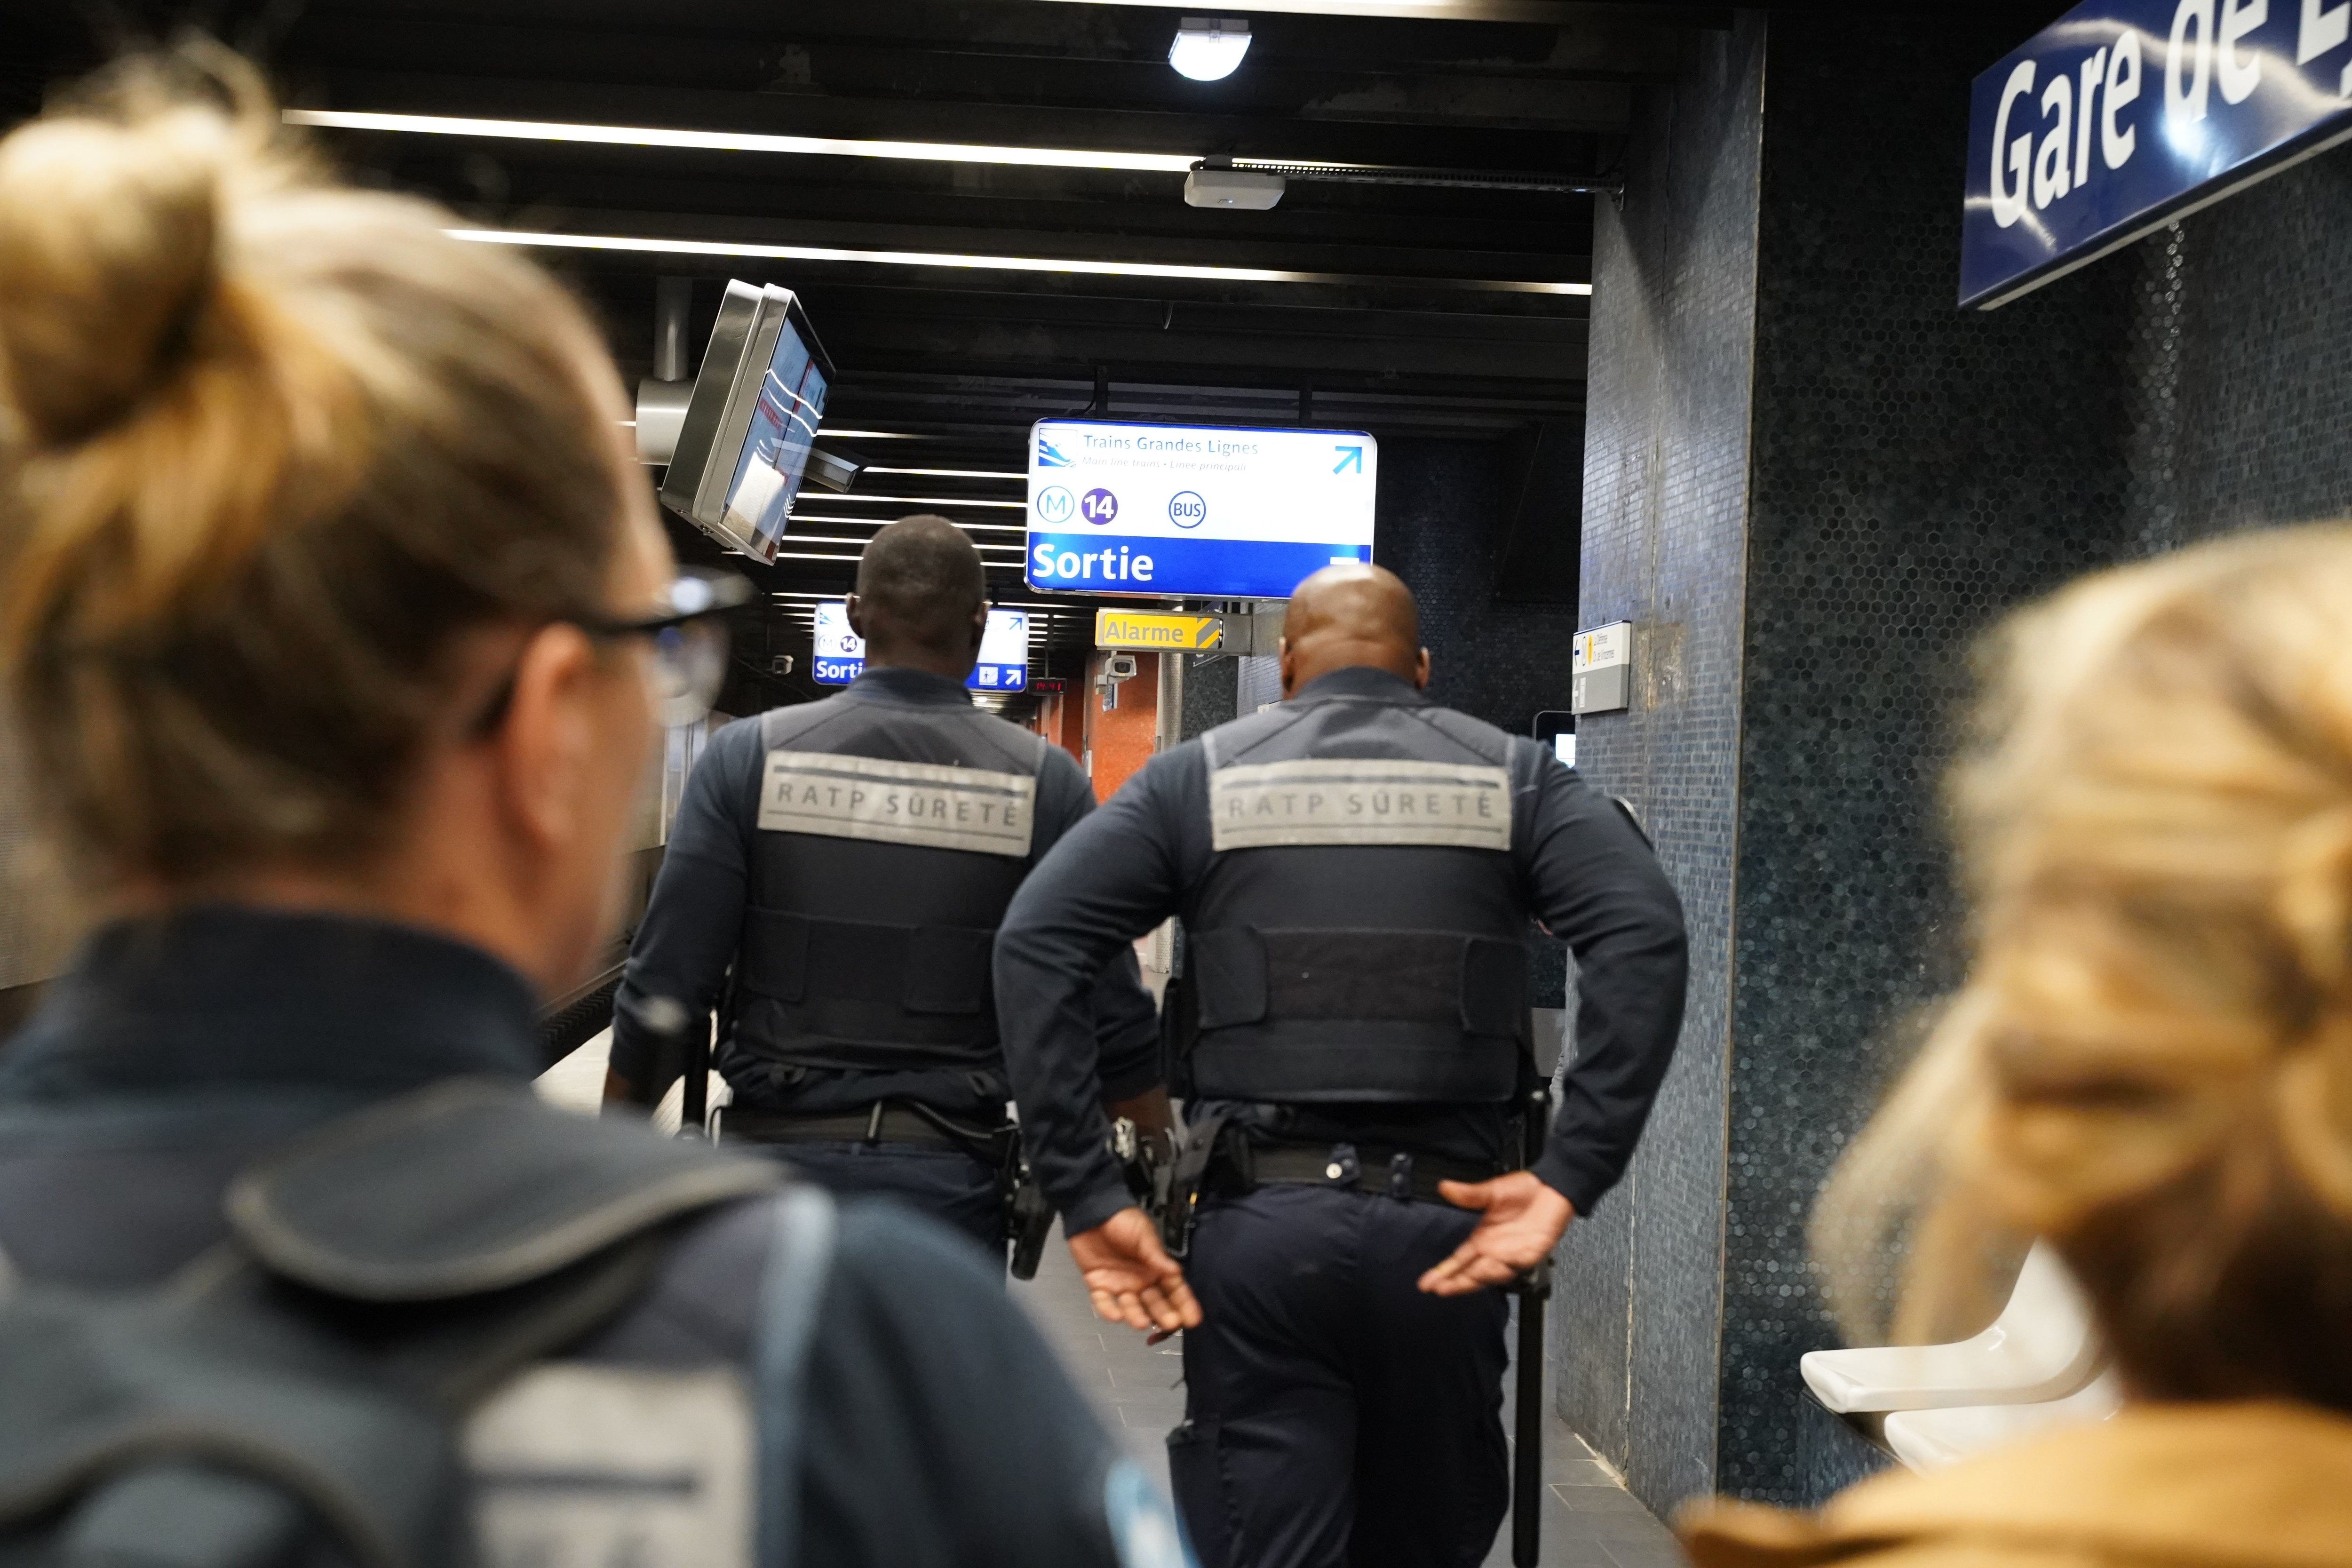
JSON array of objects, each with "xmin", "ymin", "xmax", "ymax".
[
  {"xmin": 1565, "ymin": 4, "xmax": 2352, "ymax": 1518},
  {"xmin": 1717, "ymin": 10, "xmax": 2148, "ymax": 1504},
  {"xmin": 1484, "ymin": 1, "xmax": 2343, "ymax": 1519},
  {"xmin": 1177, "ymin": 653, "xmax": 1238, "ymax": 740},
  {"xmin": 2124, "ymin": 149, "xmax": 2352, "ymax": 551},
  {"xmin": 1376, "ymin": 441, "xmax": 1581, "ymax": 734},
  {"xmin": 1558, "ymin": 16, "xmax": 1766, "ymax": 1512}
]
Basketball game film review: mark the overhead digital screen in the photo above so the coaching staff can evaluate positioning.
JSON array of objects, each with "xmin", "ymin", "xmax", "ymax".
[
  {"xmin": 811, "ymin": 603, "xmax": 1031, "ymax": 692},
  {"xmin": 719, "ymin": 317, "xmax": 827, "ymax": 560},
  {"xmin": 657, "ymin": 282, "xmax": 834, "ymax": 566},
  {"xmin": 1025, "ymin": 419, "xmax": 1377, "ymax": 600}
]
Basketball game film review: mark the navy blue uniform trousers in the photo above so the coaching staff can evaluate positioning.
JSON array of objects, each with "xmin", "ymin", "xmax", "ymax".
[
  {"xmin": 1169, "ymin": 1184, "xmax": 1510, "ymax": 1568},
  {"xmin": 747, "ymin": 1138, "xmax": 1006, "ymax": 1262}
]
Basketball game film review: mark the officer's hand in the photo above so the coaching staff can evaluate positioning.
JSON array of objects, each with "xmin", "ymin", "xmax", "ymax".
[
  {"xmin": 1417, "ymin": 1172, "xmax": 1576, "ymax": 1297},
  {"xmin": 1068, "ymin": 1207, "xmax": 1202, "ymax": 1334}
]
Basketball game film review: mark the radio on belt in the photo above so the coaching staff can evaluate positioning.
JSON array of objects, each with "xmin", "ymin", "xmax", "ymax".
[{"xmin": 1571, "ymin": 622, "xmax": 1632, "ymax": 716}]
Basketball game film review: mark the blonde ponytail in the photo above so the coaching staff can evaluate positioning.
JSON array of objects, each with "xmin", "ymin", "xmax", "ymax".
[
  {"xmin": 1815, "ymin": 525, "xmax": 2352, "ymax": 1409},
  {"xmin": 0, "ymin": 50, "xmax": 632, "ymax": 885}
]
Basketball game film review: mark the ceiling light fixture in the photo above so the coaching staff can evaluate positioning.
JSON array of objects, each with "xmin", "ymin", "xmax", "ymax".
[
  {"xmin": 865, "ymin": 467, "xmax": 1027, "ymax": 480},
  {"xmin": 1185, "ymin": 165, "xmax": 1287, "ymax": 210},
  {"xmin": 791, "ymin": 537, "xmax": 1026, "ymax": 552},
  {"xmin": 766, "ymin": 550, "xmax": 1030, "ymax": 565},
  {"xmin": 288, "ymin": 110, "xmax": 1616, "ymax": 202},
  {"xmin": 285, "ymin": 109, "xmax": 1194, "ymax": 173},
  {"xmin": 1044, "ymin": 0, "xmax": 1577, "ymax": 16},
  {"xmin": 445, "ymin": 228, "xmax": 1591, "ymax": 295},
  {"xmin": 1169, "ymin": 17, "xmax": 1252, "ymax": 81},
  {"xmin": 792, "ymin": 493, "xmax": 1026, "ymax": 509},
  {"xmin": 786, "ymin": 519, "xmax": 1027, "ymax": 537}
]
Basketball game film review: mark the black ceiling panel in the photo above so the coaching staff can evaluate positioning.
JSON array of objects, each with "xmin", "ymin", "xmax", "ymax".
[{"xmin": 13, "ymin": 0, "xmax": 1719, "ymax": 647}]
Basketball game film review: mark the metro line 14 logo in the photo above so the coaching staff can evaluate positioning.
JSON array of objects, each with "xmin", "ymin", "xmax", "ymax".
[{"xmin": 1081, "ymin": 488, "xmax": 1120, "ymax": 525}]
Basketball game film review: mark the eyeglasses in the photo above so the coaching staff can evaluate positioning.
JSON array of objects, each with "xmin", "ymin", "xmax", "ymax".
[{"xmin": 470, "ymin": 569, "xmax": 755, "ymax": 736}]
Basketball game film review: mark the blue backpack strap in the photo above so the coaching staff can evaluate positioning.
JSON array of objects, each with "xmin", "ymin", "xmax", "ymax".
[{"xmin": 752, "ymin": 1185, "xmax": 839, "ymax": 1568}]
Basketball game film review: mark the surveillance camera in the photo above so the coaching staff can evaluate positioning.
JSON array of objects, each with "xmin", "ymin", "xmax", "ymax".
[
  {"xmin": 769, "ymin": 654, "xmax": 796, "ymax": 676},
  {"xmin": 1103, "ymin": 653, "xmax": 1139, "ymax": 683}
]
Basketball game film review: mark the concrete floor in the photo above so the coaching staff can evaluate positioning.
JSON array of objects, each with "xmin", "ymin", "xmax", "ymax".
[{"xmin": 1008, "ymin": 1223, "xmax": 1688, "ymax": 1568}]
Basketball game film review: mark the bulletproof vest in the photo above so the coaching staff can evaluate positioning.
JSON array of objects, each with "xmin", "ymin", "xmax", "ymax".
[
  {"xmin": 0, "ymin": 1080, "xmax": 821, "ymax": 1568},
  {"xmin": 730, "ymin": 696, "xmax": 1054, "ymax": 1076},
  {"xmin": 1175, "ymin": 693, "xmax": 1534, "ymax": 1105}
]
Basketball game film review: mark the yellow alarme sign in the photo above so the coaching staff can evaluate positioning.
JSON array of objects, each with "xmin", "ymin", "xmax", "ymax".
[{"xmin": 1095, "ymin": 610, "xmax": 1224, "ymax": 651}]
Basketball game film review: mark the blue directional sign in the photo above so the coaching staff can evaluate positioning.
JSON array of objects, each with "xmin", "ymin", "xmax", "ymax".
[
  {"xmin": 811, "ymin": 603, "xmax": 1030, "ymax": 691},
  {"xmin": 1025, "ymin": 420, "xmax": 1377, "ymax": 600},
  {"xmin": 1962, "ymin": 0, "xmax": 2352, "ymax": 309}
]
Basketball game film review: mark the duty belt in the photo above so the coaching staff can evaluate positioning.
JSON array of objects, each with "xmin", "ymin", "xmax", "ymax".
[
  {"xmin": 718, "ymin": 1100, "xmax": 1059, "ymax": 1277},
  {"xmin": 1248, "ymin": 1142, "xmax": 1502, "ymax": 1205},
  {"xmin": 719, "ymin": 1102, "xmax": 995, "ymax": 1154}
]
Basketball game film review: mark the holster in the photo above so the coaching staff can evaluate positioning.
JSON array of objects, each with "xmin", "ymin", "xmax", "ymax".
[{"xmin": 1160, "ymin": 1110, "xmax": 1243, "ymax": 1259}]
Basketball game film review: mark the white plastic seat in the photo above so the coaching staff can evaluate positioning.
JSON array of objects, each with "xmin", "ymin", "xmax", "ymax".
[
  {"xmin": 1881, "ymin": 1370, "xmax": 2123, "ymax": 1470},
  {"xmin": 1799, "ymin": 1242, "xmax": 2101, "ymax": 1413}
]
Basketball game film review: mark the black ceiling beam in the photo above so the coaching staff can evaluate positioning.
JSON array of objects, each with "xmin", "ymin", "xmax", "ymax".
[
  {"xmin": 366, "ymin": 143, "xmax": 1601, "ymax": 256},
  {"xmin": 434, "ymin": 204, "xmax": 1590, "ymax": 288},
  {"xmin": 285, "ymin": 17, "xmax": 1662, "ymax": 121},
  {"xmin": 354, "ymin": 0, "xmax": 1692, "ymax": 70},
  {"xmin": 815, "ymin": 371, "xmax": 1586, "ymax": 434},
  {"xmin": 781, "ymin": 283, "xmax": 1591, "ymax": 347},
  {"xmin": 789, "ymin": 311, "xmax": 1588, "ymax": 384}
]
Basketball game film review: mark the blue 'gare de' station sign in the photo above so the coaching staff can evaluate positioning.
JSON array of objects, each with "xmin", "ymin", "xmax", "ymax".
[{"xmin": 1963, "ymin": 0, "xmax": 2352, "ymax": 308}]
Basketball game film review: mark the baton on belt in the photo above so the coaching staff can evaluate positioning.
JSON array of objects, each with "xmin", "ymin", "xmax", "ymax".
[
  {"xmin": 678, "ymin": 1018, "xmax": 709, "ymax": 1140},
  {"xmin": 1510, "ymin": 1085, "xmax": 1554, "ymax": 1568},
  {"xmin": 622, "ymin": 995, "xmax": 708, "ymax": 1140}
]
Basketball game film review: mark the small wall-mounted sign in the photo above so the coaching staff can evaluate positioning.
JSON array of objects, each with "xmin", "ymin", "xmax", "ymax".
[
  {"xmin": 1571, "ymin": 623, "xmax": 1632, "ymax": 716},
  {"xmin": 1096, "ymin": 609, "xmax": 1227, "ymax": 651}
]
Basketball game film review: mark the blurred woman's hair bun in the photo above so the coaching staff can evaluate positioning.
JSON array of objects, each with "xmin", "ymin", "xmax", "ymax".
[
  {"xmin": 1814, "ymin": 525, "xmax": 2352, "ymax": 1410},
  {"xmin": 0, "ymin": 56, "xmax": 274, "ymax": 446},
  {"xmin": 0, "ymin": 45, "xmax": 635, "ymax": 888}
]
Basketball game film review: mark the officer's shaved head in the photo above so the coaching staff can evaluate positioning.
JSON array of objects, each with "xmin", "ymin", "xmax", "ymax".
[
  {"xmin": 848, "ymin": 515, "xmax": 988, "ymax": 677},
  {"xmin": 1280, "ymin": 563, "xmax": 1430, "ymax": 697}
]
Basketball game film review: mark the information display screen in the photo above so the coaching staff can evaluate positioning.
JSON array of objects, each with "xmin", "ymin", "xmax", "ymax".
[
  {"xmin": 1025, "ymin": 419, "xmax": 1376, "ymax": 600},
  {"xmin": 811, "ymin": 603, "xmax": 1031, "ymax": 692},
  {"xmin": 720, "ymin": 318, "xmax": 828, "ymax": 560}
]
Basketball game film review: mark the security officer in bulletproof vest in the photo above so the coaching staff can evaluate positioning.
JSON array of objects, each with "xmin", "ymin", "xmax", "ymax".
[
  {"xmin": 995, "ymin": 563, "xmax": 1690, "ymax": 1568},
  {"xmin": 607, "ymin": 514, "xmax": 1167, "ymax": 1257}
]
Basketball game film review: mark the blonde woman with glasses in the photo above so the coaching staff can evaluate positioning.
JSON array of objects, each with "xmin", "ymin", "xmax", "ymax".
[
  {"xmin": 1686, "ymin": 527, "xmax": 2352, "ymax": 1568},
  {"xmin": 0, "ymin": 51, "xmax": 1178, "ymax": 1568}
]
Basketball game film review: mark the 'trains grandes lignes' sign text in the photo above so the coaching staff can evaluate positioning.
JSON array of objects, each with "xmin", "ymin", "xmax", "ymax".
[{"xmin": 1962, "ymin": 0, "xmax": 2352, "ymax": 309}]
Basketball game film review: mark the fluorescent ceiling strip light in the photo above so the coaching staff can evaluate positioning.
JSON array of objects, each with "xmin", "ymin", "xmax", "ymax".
[
  {"xmin": 286, "ymin": 108, "xmax": 1195, "ymax": 173},
  {"xmin": 815, "ymin": 430, "xmax": 929, "ymax": 439},
  {"xmin": 1034, "ymin": 0, "xmax": 1577, "ymax": 17},
  {"xmin": 767, "ymin": 550, "xmax": 1029, "ymax": 564},
  {"xmin": 865, "ymin": 468, "xmax": 1026, "ymax": 480},
  {"xmin": 794, "ymin": 536, "xmax": 1024, "ymax": 550},
  {"xmin": 791, "ymin": 516, "xmax": 1028, "ymax": 532},
  {"xmin": 796, "ymin": 493, "xmax": 1027, "ymax": 509},
  {"xmin": 448, "ymin": 227, "xmax": 1590, "ymax": 295}
]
